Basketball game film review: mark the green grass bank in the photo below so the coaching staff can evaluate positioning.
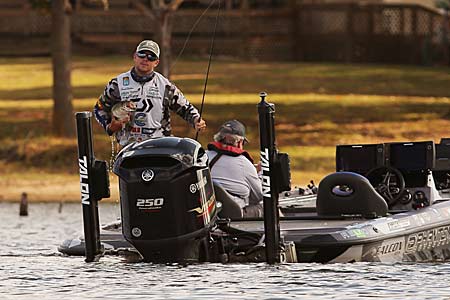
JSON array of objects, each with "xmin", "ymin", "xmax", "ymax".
[{"xmin": 0, "ymin": 56, "xmax": 449, "ymax": 202}]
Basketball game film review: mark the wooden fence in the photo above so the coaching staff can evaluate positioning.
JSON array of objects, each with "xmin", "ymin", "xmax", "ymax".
[{"xmin": 0, "ymin": 2, "xmax": 448, "ymax": 65}]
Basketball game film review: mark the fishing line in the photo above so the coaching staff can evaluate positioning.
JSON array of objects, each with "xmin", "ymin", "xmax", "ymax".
[
  {"xmin": 170, "ymin": 0, "xmax": 216, "ymax": 72},
  {"xmin": 195, "ymin": 0, "xmax": 221, "ymax": 141}
]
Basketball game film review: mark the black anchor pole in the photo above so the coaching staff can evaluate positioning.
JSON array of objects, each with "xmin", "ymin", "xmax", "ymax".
[
  {"xmin": 257, "ymin": 92, "xmax": 281, "ymax": 264},
  {"xmin": 76, "ymin": 112, "xmax": 102, "ymax": 262}
]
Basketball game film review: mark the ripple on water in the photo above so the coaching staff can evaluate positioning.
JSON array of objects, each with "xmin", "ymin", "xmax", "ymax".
[{"xmin": 1, "ymin": 202, "xmax": 450, "ymax": 299}]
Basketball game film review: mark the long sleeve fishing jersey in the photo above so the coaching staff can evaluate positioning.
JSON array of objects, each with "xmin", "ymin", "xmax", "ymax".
[{"xmin": 94, "ymin": 68, "xmax": 200, "ymax": 146}]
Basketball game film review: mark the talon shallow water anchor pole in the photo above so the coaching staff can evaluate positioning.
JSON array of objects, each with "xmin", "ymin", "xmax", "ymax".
[
  {"xmin": 76, "ymin": 112, "xmax": 102, "ymax": 262},
  {"xmin": 258, "ymin": 92, "xmax": 281, "ymax": 264}
]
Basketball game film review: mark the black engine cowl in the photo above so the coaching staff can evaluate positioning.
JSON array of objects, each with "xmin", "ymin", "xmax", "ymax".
[{"xmin": 113, "ymin": 137, "xmax": 217, "ymax": 263}]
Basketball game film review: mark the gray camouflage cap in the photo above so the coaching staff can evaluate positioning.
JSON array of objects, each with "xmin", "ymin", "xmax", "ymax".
[{"xmin": 136, "ymin": 40, "xmax": 160, "ymax": 58}]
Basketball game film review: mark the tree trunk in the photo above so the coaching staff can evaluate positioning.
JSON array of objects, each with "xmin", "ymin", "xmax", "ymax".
[
  {"xmin": 51, "ymin": 0, "xmax": 75, "ymax": 137},
  {"xmin": 443, "ymin": 9, "xmax": 449, "ymax": 66},
  {"xmin": 130, "ymin": 0, "xmax": 183, "ymax": 78},
  {"xmin": 157, "ymin": 12, "xmax": 173, "ymax": 78}
]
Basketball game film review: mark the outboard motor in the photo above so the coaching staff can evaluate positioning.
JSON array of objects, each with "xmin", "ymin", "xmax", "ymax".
[{"xmin": 113, "ymin": 137, "xmax": 217, "ymax": 263}]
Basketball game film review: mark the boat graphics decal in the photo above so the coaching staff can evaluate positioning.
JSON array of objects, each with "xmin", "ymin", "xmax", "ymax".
[
  {"xmin": 189, "ymin": 169, "xmax": 216, "ymax": 224},
  {"xmin": 349, "ymin": 229, "xmax": 367, "ymax": 238},
  {"xmin": 375, "ymin": 239, "xmax": 403, "ymax": 256},
  {"xmin": 188, "ymin": 195, "xmax": 216, "ymax": 216},
  {"xmin": 361, "ymin": 237, "xmax": 404, "ymax": 262},
  {"xmin": 340, "ymin": 225, "xmax": 374, "ymax": 239},
  {"xmin": 388, "ymin": 219, "xmax": 411, "ymax": 231},
  {"xmin": 405, "ymin": 225, "xmax": 450, "ymax": 253},
  {"xmin": 329, "ymin": 245, "xmax": 364, "ymax": 263},
  {"xmin": 78, "ymin": 156, "xmax": 90, "ymax": 205}
]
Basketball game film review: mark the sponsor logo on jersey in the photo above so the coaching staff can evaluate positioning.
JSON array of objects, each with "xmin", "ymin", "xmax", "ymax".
[
  {"xmin": 134, "ymin": 113, "xmax": 146, "ymax": 126},
  {"xmin": 142, "ymin": 128, "xmax": 157, "ymax": 135},
  {"xmin": 123, "ymin": 76, "xmax": 130, "ymax": 86},
  {"xmin": 131, "ymin": 126, "xmax": 142, "ymax": 133}
]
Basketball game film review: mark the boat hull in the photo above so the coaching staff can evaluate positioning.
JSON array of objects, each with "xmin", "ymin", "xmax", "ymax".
[{"xmin": 59, "ymin": 199, "xmax": 450, "ymax": 263}]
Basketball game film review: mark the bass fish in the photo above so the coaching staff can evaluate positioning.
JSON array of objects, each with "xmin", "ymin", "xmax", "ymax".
[{"xmin": 111, "ymin": 101, "xmax": 136, "ymax": 121}]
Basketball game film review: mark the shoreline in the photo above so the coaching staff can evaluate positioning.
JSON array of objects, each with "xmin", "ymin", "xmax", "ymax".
[{"xmin": 0, "ymin": 176, "xmax": 120, "ymax": 203}]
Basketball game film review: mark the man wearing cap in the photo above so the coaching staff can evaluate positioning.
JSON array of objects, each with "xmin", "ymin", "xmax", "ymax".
[
  {"xmin": 94, "ymin": 40, "xmax": 206, "ymax": 146},
  {"xmin": 206, "ymin": 120, "xmax": 263, "ymax": 218}
]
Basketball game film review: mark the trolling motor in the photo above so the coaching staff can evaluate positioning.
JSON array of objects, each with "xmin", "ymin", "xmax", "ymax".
[
  {"xmin": 257, "ymin": 92, "xmax": 291, "ymax": 264},
  {"xmin": 76, "ymin": 112, "xmax": 110, "ymax": 262}
]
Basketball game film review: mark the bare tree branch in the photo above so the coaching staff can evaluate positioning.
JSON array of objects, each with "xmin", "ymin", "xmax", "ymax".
[
  {"xmin": 130, "ymin": 0, "xmax": 156, "ymax": 20},
  {"xmin": 167, "ymin": 0, "xmax": 184, "ymax": 11},
  {"xmin": 150, "ymin": 0, "xmax": 163, "ymax": 10},
  {"xmin": 64, "ymin": 0, "xmax": 72, "ymax": 13},
  {"xmin": 128, "ymin": 0, "xmax": 186, "ymax": 77}
]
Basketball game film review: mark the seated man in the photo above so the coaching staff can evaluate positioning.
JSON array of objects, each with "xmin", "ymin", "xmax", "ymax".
[{"xmin": 206, "ymin": 120, "xmax": 263, "ymax": 217}]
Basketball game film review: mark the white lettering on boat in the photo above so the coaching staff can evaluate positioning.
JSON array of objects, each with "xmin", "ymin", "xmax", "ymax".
[
  {"xmin": 79, "ymin": 156, "xmax": 90, "ymax": 205},
  {"xmin": 405, "ymin": 225, "xmax": 450, "ymax": 253},
  {"xmin": 261, "ymin": 148, "xmax": 271, "ymax": 198}
]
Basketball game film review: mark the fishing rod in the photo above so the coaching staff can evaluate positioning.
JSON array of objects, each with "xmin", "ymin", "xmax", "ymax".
[
  {"xmin": 195, "ymin": 0, "xmax": 221, "ymax": 141},
  {"xmin": 170, "ymin": 0, "xmax": 216, "ymax": 72}
]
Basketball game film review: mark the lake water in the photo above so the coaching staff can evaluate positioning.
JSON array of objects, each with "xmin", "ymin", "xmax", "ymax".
[{"xmin": 2, "ymin": 201, "xmax": 450, "ymax": 300}]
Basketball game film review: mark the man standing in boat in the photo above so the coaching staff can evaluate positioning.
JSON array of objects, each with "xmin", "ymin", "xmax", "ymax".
[
  {"xmin": 207, "ymin": 120, "xmax": 263, "ymax": 217},
  {"xmin": 94, "ymin": 40, "xmax": 206, "ymax": 146}
]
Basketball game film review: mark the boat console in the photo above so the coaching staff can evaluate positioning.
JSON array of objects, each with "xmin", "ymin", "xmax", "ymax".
[
  {"xmin": 434, "ymin": 139, "xmax": 450, "ymax": 192},
  {"xmin": 336, "ymin": 143, "xmax": 384, "ymax": 175},
  {"xmin": 335, "ymin": 140, "xmax": 443, "ymax": 212}
]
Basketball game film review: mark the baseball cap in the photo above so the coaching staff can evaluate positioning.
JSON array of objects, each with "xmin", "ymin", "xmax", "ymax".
[
  {"xmin": 218, "ymin": 120, "xmax": 249, "ymax": 143},
  {"xmin": 136, "ymin": 40, "xmax": 160, "ymax": 58}
]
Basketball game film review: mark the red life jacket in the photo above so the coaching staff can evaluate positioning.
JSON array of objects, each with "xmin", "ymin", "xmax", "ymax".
[{"xmin": 207, "ymin": 142, "xmax": 254, "ymax": 164}]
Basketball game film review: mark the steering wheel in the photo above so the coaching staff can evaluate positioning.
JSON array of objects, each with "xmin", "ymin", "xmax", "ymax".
[{"xmin": 365, "ymin": 166, "xmax": 405, "ymax": 207}]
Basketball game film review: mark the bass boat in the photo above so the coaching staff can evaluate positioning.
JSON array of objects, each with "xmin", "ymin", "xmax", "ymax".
[{"xmin": 59, "ymin": 93, "xmax": 450, "ymax": 264}]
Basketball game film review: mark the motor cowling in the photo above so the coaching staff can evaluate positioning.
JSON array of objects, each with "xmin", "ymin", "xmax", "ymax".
[{"xmin": 113, "ymin": 137, "xmax": 217, "ymax": 263}]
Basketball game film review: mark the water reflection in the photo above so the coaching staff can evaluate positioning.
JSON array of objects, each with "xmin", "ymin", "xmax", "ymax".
[{"xmin": 1, "ymin": 202, "xmax": 450, "ymax": 299}]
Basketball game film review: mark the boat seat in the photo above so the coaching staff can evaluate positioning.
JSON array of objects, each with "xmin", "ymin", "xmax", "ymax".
[
  {"xmin": 213, "ymin": 182, "xmax": 243, "ymax": 219},
  {"xmin": 316, "ymin": 172, "xmax": 388, "ymax": 218}
]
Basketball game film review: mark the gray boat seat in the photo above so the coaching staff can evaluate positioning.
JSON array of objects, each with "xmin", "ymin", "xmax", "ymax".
[
  {"xmin": 316, "ymin": 172, "xmax": 388, "ymax": 218},
  {"xmin": 213, "ymin": 182, "xmax": 243, "ymax": 219}
]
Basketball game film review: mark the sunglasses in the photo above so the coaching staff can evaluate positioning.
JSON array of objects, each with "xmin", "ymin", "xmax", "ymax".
[{"xmin": 136, "ymin": 52, "xmax": 158, "ymax": 61}]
